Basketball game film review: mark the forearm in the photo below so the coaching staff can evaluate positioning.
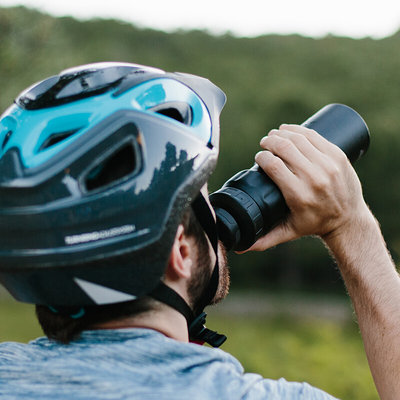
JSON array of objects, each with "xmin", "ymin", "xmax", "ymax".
[{"xmin": 323, "ymin": 206, "xmax": 400, "ymax": 400}]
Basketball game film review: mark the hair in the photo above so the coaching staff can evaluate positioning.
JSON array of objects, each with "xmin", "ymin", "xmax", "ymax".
[{"xmin": 36, "ymin": 206, "xmax": 210, "ymax": 344}]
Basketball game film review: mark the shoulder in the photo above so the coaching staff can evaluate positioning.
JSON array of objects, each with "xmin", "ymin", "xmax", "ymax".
[
  {"xmin": 143, "ymin": 338, "xmax": 338, "ymax": 399},
  {"xmin": 0, "ymin": 341, "xmax": 31, "ymax": 363},
  {"xmin": 240, "ymin": 377, "xmax": 339, "ymax": 400}
]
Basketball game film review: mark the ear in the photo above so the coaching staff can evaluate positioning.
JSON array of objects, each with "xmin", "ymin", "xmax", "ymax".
[{"xmin": 166, "ymin": 224, "xmax": 194, "ymax": 281}]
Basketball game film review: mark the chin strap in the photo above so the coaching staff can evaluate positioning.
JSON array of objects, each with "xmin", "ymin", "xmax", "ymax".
[
  {"xmin": 150, "ymin": 282, "xmax": 226, "ymax": 347},
  {"xmin": 149, "ymin": 192, "xmax": 227, "ymax": 348}
]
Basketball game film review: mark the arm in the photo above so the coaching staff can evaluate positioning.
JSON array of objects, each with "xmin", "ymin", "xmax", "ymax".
[{"xmin": 247, "ymin": 124, "xmax": 400, "ymax": 400}]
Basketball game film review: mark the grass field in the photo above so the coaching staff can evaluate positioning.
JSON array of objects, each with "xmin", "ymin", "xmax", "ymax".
[{"xmin": 0, "ymin": 294, "xmax": 378, "ymax": 400}]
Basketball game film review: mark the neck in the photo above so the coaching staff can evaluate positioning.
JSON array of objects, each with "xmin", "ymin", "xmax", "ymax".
[{"xmin": 93, "ymin": 304, "xmax": 189, "ymax": 343}]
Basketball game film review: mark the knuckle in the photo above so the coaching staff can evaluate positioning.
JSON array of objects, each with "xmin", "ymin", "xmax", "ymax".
[
  {"xmin": 293, "ymin": 133, "xmax": 309, "ymax": 146},
  {"xmin": 328, "ymin": 164, "xmax": 341, "ymax": 179},
  {"xmin": 335, "ymin": 147, "xmax": 348, "ymax": 163},
  {"xmin": 274, "ymin": 137, "xmax": 293, "ymax": 154},
  {"xmin": 267, "ymin": 156, "xmax": 283, "ymax": 174},
  {"xmin": 308, "ymin": 128, "xmax": 319, "ymax": 136},
  {"xmin": 311, "ymin": 174, "xmax": 330, "ymax": 193},
  {"xmin": 255, "ymin": 150, "xmax": 269, "ymax": 165},
  {"xmin": 256, "ymin": 151, "xmax": 281, "ymax": 174},
  {"xmin": 301, "ymin": 127, "xmax": 318, "ymax": 138}
]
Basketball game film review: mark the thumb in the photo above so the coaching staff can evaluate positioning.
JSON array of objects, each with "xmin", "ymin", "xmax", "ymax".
[{"xmin": 237, "ymin": 223, "xmax": 298, "ymax": 253}]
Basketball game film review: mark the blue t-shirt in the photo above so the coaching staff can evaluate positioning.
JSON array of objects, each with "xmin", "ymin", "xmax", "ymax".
[{"xmin": 0, "ymin": 328, "xmax": 338, "ymax": 399}]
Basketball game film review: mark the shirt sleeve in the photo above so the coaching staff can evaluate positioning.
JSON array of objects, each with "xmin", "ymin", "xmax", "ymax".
[{"xmin": 242, "ymin": 376, "xmax": 340, "ymax": 400}]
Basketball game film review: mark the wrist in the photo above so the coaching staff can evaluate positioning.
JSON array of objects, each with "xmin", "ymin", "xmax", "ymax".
[{"xmin": 321, "ymin": 203, "xmax": 381, "ymax": 259}]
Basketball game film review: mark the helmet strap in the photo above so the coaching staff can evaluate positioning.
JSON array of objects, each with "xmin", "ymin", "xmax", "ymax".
[{"xmin": 149, "ymin": 192, "xmax": 226, "ymax": 347}]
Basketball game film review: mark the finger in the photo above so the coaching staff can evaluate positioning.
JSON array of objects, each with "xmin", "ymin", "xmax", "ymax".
[
  {"xmin": 255, "ymin": 150, "xmax": 306, "ymax": 210},
  {"xmin": 255, "ymin": 150, "xmax": 298, "ymax": 189},
  {"xmin": 259, "ymin": 133, "xmax": 313, "ymax": 176},
  {"xmin": 278, "ymin": 124, "xmax": 344, "ymax": 159},
  {"xmin": 266, "ymin": 125, "xmax": 348, "ymax": 177},
  {"xmin": 262, "ymin": 128, "xmax": 326, "ymax": 166}
]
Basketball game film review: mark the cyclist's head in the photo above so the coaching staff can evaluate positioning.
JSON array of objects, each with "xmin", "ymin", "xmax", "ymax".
[{"xmin": 0, "ymin": 62, "xmax": 227, "ymax": 345}]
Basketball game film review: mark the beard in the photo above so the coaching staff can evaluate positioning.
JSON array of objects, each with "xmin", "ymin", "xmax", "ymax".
[
  {"xmin": 211, "ymin": 242, "xmax": 230, "ymax": 305},
  {"xmin": 187, "ymin": 239, "xmax": 230, "ymax": 312}
]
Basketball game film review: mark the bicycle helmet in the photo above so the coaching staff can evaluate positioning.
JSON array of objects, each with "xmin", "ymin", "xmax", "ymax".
[{"xmin": 0, "ymin": 62, "xmax": 226, "ymax": 345}]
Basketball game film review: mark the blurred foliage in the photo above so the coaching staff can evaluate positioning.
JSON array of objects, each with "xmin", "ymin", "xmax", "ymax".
[
  {"xmin": 0, "ymin": 299, "xmax": 41, "ymax": 342},
  {"xmin": 1, "ymin": 6, "xmax": 400, "ymax": 291}
]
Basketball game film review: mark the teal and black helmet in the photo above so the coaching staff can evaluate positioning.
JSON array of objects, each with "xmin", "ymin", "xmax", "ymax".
[{"xmin": 0, "ymin": 62, "xmax": 226, "ymax": 309}]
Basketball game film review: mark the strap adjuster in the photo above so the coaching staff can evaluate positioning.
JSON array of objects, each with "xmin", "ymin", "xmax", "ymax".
[{"xmin": 189, "ymin": 312, "xmax": 227, "ymax": 348}]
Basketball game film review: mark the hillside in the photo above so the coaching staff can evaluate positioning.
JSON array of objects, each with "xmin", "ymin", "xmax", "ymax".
[{"xmin": 1, "ymin": 6, "xmax": 400, "ymax": 289}]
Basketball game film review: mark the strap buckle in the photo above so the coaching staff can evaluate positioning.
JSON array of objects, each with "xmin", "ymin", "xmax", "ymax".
[{"xmin": 188, "ymin": 312, "xmax": 227, "ymax": 348}]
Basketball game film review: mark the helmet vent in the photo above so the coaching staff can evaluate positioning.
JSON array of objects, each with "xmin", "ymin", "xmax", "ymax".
[
  {"xmin": 40, "ymin": 128, "xmax": 80, "ymax": 151},
  {"xmin": 2, "ymin": 130, "xmax": 13, "ymax": 150},
  {"xmin": 84, "ymin": 142, "xmax": 137, "ymax": 192},
  {"xmin": 157, "ymin": 108, "xmax": 184, "ymax": 123},
  {"xmin": 150, "ymin": 102, "xmax": 192, "ymax": 125}
]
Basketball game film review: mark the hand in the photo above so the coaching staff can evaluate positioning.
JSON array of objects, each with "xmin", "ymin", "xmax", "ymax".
[
  {"xmin": 245, "ymin": 124, "xmax": 370, "ymax": 251},
  {"xmin": 244, "ymin": 125, "xmax": 400, "ymax": 400}
]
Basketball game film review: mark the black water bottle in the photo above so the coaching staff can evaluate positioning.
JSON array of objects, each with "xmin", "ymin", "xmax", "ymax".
[{"xmin": 209, "ymin": 104, "xmax": 370, "ymax": 251}]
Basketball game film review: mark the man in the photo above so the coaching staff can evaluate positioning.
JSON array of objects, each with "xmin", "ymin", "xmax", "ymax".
[{"xmin": 0, "ymin": 62, "xmax": 397, "ymax": 399}]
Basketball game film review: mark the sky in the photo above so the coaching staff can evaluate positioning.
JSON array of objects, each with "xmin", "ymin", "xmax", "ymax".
[{"xmin": 0, "ymin": 0, "xmax": 400, "ymax": 39}]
